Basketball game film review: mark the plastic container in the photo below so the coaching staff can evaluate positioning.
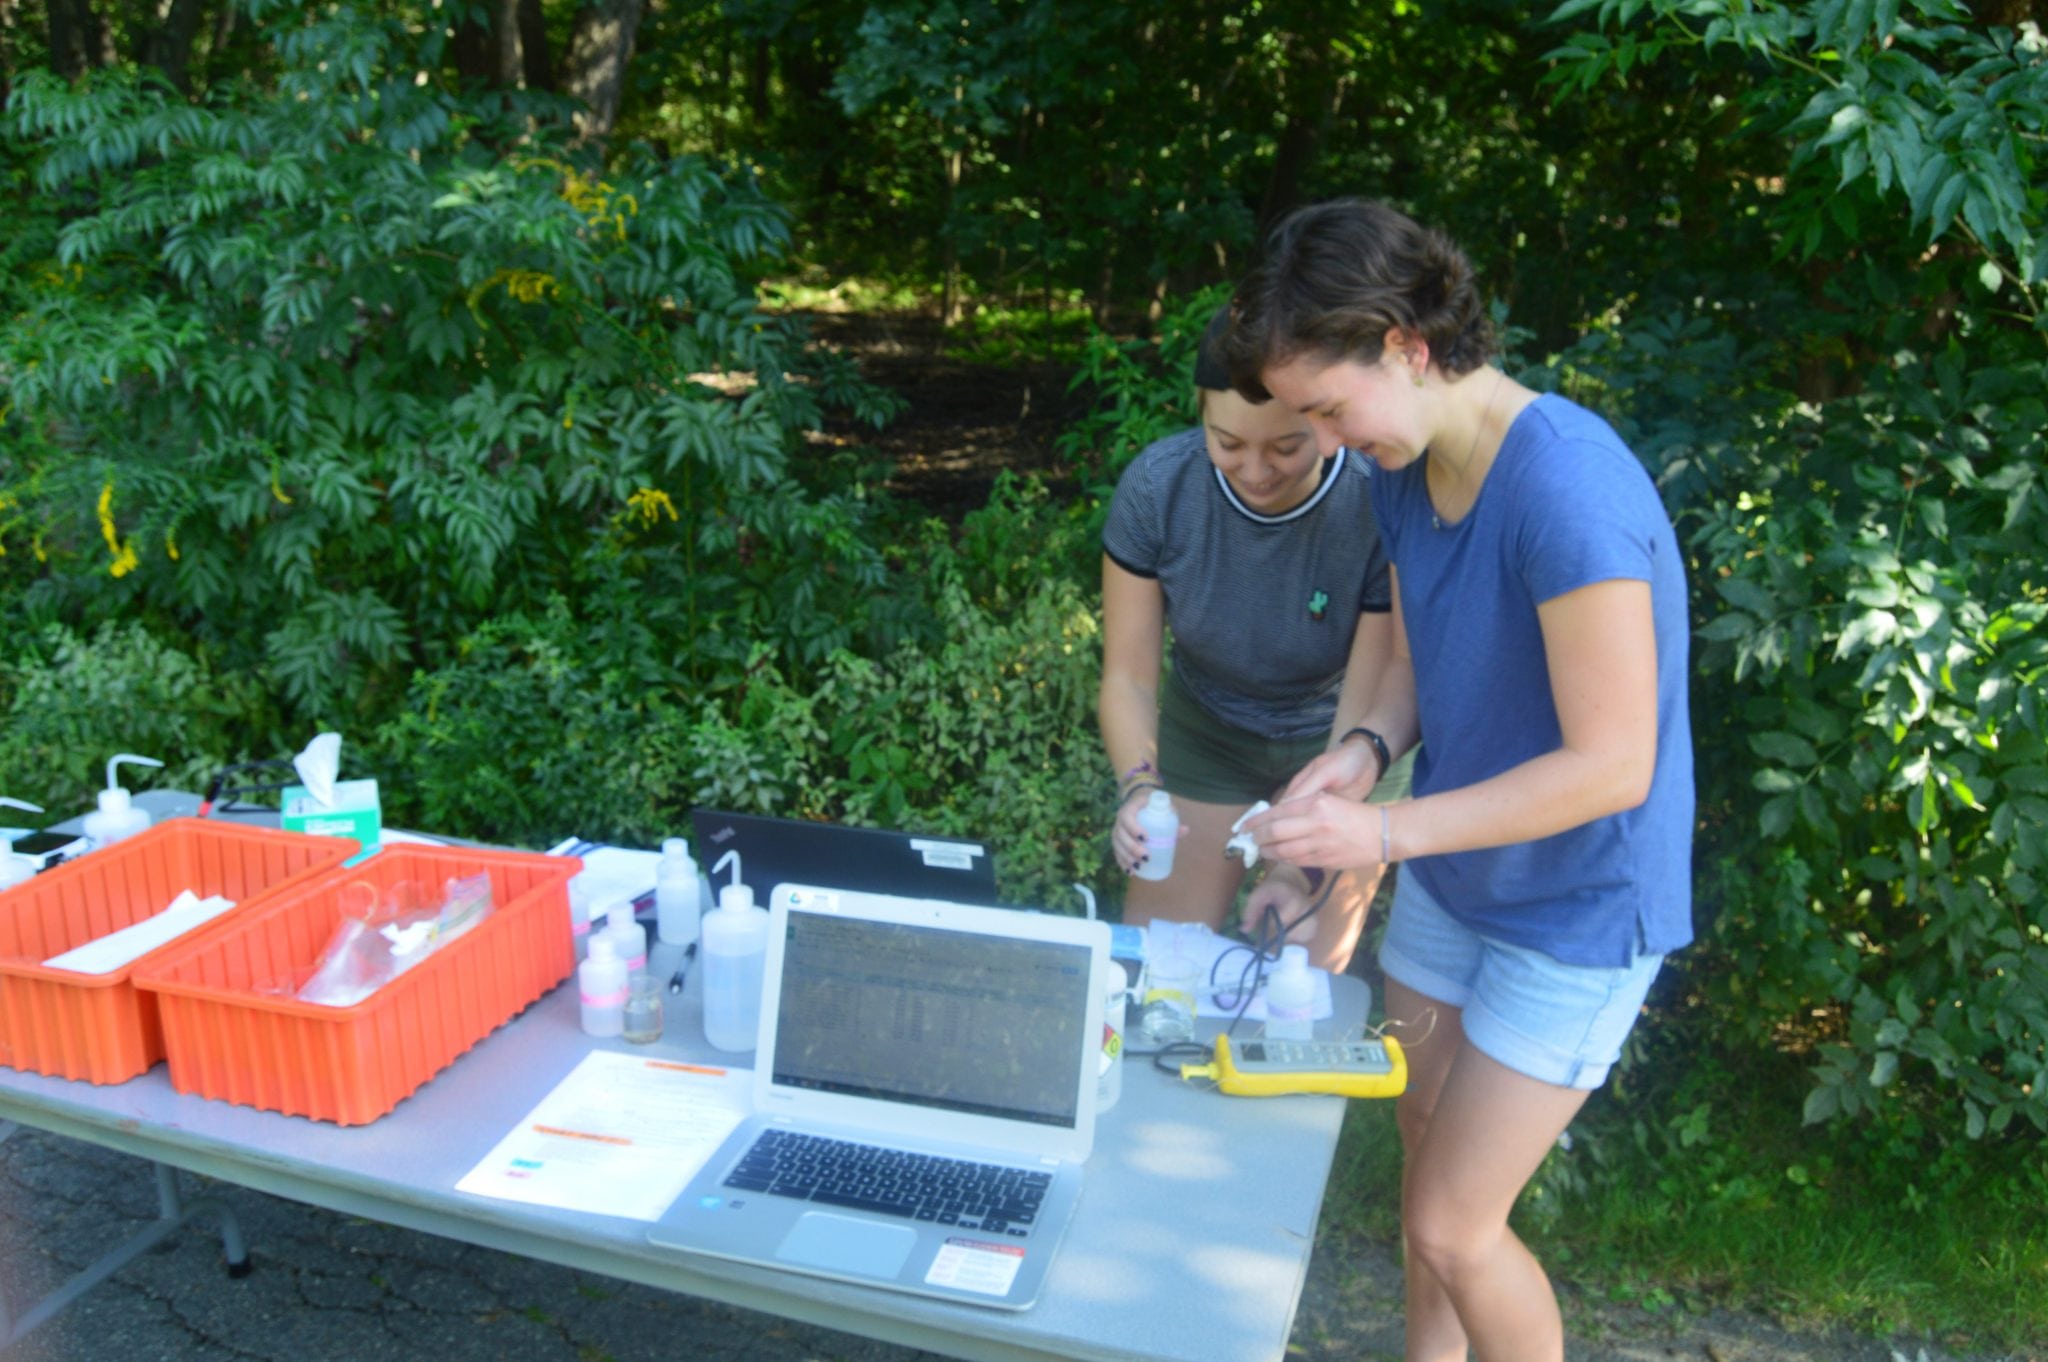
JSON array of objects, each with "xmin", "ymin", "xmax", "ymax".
[
  {"xmin": 0, "ymin": 798, "xmax": 43, "ymax": 893},
  {"xmin": 132, "ymin": 843, "xmax": 578, "ymax": 1124},
  {"xmin": 81, "ymin": 753, "xmax": 164, "ymax": 850},
  {"xmin": 602, "ymin": 900, "xmax": 647, "ymax": 980},
  {"xmin": 579, "ymin": 936, "xmax": 627, "ymax": 1037},
  {"xmin": 654, "ymin": 838, "xmax": 701, "ymax": 946},
  {"xmin": 567, "ymin": 881, "xmax": 595, "ymax": 962},
  {"xmin": 1263, "ymin": 944, "xmax": 1315, "ymax": 1040},
  {"xmin": 701, "ymin": 850, "xmax": 768, "ymax": 1053},
  {"xmin": 1132, "ymin": 789, "xmax": 1179, "ymax": 881},
  {"xmin": 0, "ymin": 819, "xmax": 355, "ymax": 1084},
  {"xmin": 1098, "ymin": 974, "xmax": 1126, "ymax": 1113}
]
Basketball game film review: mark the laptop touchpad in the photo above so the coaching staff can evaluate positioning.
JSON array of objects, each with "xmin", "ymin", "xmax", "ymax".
[{"xmin": 776, "ymin": 1213, "xmax": 917, "ymax": 1278}]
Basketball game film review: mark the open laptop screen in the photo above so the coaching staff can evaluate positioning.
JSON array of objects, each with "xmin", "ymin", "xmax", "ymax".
[{"xmin": 771, "ymin": 908, "xmax": 1093, "ymax": 1129}]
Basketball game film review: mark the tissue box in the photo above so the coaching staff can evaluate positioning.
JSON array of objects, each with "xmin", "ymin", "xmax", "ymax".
[{"xmin": 281, "ymin": 779, "xmax": 381, "ymax": 865}]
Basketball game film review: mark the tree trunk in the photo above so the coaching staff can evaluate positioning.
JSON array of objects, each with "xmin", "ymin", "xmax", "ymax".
[
  {"xmin": 139, "ymin": 0, "xmax": 208, "ymax": 92},
  {"xmin": 1, "ymin": 0, "xmax": 16, "ymax": 103},
  {"xmin": 940, "ymin": 144, "xmax": 963, "ymax": 328},
  {"xmin": 563, "ymin": 0, "xmax": 647, "ymax": 143},
  {"xmin": 46, "ymin": 0, "xmax": 116, "ymax": 80},
  {"xmin": 453, "ymin": 0, "xmax": 543, "ymax": 90},
  {"xmin": 516, "ymin": 0, "xmax": 553, "ymax": 92}
]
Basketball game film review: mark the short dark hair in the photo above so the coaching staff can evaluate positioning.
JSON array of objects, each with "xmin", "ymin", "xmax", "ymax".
[
  {"xmin": 1223, "ymin": 198, "xmax": 1496, "ymax": 401},
  {"xmin": 1192, "ymin": 305, "xmax": 1235, "ymax": 393}
]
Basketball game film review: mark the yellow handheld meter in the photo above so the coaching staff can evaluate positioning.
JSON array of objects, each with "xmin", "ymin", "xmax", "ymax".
[{"xmin": 1182, "ymin": 1034, "xmax": 1408, "ymax": 1099}]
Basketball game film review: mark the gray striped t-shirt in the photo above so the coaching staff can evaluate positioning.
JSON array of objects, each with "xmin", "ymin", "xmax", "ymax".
[{"xmin": 1103, "ymin": 428, "xmax": 1391, "ymax": 741}]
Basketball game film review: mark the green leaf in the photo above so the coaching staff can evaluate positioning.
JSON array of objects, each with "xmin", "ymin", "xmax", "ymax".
[{"xmin": 1751, "ymin": 731, "xmax": 1820, "ymax": 766}]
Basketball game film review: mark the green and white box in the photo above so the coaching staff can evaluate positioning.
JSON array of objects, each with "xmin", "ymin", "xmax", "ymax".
[{"xmin": 281, "ymin": 779, "xmax": 382, "ymax": 865}]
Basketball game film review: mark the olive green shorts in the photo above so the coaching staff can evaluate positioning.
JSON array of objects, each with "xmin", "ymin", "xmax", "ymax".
[{"xmin": 1157, "ymin": 671, "xmax": 1415, "ymax": 807}]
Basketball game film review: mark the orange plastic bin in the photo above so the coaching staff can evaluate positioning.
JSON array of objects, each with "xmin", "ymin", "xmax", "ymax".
[
  {"xmin": 0, "ymin": 819, "xmax": 358, "ymax": 1084},
  {"xmin": 133, "ymin": 844, "xmax": 578, "ymax": 1125}
]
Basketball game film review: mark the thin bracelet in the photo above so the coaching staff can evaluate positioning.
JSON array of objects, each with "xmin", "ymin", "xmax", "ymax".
[
  {"xmin": 1380, "ymin": 806, "xmax": 1392, "ymax": 865},
  {"xmin": 1342, "ymin": 725, "xmax": 1392, "ymax": 783},
  {"xmin": 1118, "ymin": 760, "xmax": 1156, "ymax": 787},
  {"xmin": 1120, "ymin": 779, "xmax": 1165, "ymax": 803}
]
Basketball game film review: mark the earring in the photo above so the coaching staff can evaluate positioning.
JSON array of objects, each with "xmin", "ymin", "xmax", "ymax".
[{"xmin": 1412, "ymin": 371, "xmax": 1426, "ymax": 388}]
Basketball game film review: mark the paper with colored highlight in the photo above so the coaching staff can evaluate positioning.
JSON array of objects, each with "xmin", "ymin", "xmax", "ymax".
[{"xmin": 456, "ymin": 1050, "xmax": 748, "ymax": 1220}]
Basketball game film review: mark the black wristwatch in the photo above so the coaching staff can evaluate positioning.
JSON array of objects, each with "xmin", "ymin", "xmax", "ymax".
[{"xmin": 1341, "ymin": 725, "xmax": 1392, "ymax": 783}]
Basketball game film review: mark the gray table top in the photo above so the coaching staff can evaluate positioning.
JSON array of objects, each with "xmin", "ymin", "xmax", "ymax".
[{"xmin": 0, "ymin": 909, "xmax": 1365, "ymax": 1362}]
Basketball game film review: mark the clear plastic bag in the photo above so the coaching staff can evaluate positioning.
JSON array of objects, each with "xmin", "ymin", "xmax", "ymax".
[{"xmin": 291, "ymin": 872, "xmax": 495, "ymax": 1007}]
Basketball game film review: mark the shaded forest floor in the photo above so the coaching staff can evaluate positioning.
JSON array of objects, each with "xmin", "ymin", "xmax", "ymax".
[{"xmin": 807, "ymin": 309, "xmax": 1090, "ymax": 517}]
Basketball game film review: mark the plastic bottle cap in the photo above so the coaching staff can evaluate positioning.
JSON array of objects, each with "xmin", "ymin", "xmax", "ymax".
[
  {"xmin": 662, "ymin": 837, "xmax": 688, "ymax": 858},
  {"xmin": 589, "ymin": 936, "xmax": 619, "ymax": 960},
  {"xmin": 1277, "ymin": 944, "xmax": 1309, "ymax": 975},
  {"xmin": 98, "ymin": 787, "xmax": 132, "ymax": 815},
  {"xmin": 718, "ymin": 883, "xmax": 755, "ymax": 913},
  {"xmin": 1145, "ymin": 789, "xmax": 1172, "ymax": 813},
  {"xmin": 605, "ymin": 902, "xmax": 634, "ymax": 929}
]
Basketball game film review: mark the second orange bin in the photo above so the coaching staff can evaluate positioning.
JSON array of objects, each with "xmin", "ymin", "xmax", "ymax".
[{"xmin": 134, "ymin": 844, "xmax": 578, "ymax": 1125}]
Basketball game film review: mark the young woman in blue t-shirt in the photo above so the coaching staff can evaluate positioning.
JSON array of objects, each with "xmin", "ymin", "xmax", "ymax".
[{"xmin": 1231, "ymin": 199, "xmax": 1695, "ymax": 1362}]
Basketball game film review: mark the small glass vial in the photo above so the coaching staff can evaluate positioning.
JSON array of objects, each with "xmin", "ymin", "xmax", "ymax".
[{"xmin": 623, "ymin": 976, "xmax": 664, "ymax": 1044}]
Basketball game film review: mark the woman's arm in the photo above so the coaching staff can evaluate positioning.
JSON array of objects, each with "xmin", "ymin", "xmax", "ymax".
[
  {"xmin": 1285, "ymin": 566, "xmax": 1422, "ymax": 803},
  {"xmin": 1255, "ymin": 576, "xmax": 1658, "ymax": 869},
  {"xmin": 1099, "ymin": 556, "xmax": 1170, "ymax": 872}
]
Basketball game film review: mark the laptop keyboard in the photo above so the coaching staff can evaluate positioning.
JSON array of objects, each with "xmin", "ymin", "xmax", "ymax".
[{"xmin": 723, "ymin": 1129, "xmax": 1050, "ymax": 1238}]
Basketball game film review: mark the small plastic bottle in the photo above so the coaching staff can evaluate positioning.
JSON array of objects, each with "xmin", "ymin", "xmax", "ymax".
[
  {"xmin": 701, "ymin": 850, "xmax": 769, "ymax": 1053},
  {"xmin": 1098, "ymin": 974, "xmax": 1126, "ymax": 1113},
  {"xmin": 1263, "ymin": 944, "xmax": 1315, "ymax": 1041},
  {"xmin": 1132, "ymin": 789, "xmax": 1179, "ymax": 881},
  {"xmin": 579, "ymin": 936, "xmax": 628, "ymax": 1037},
  {"xmin": 602, "ymin": 900, "xmax": 648, "ymax": 981},
  {"xmin": 82, "ymin": 753, "xmax": 164, "ymax": 850},
  {"xmin": 654, "ymin": 838, "xmax": 702, "ymax": 946},
  {"xmin": 566, "ymin": 881, "xmax": 595, "ymax": 961}
]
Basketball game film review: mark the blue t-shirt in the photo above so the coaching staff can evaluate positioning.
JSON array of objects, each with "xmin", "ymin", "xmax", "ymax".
[{"xmin": 1373, "ymin": 395, "xmax": 1694, "ymax": 966}]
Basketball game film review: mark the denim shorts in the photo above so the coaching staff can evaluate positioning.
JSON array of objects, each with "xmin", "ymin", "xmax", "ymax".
[{"xmin": 1378, "ymin": 871, "xmax": 1663, "ymax": 1091}]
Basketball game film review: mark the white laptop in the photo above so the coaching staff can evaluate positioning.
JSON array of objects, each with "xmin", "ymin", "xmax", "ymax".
[{"xmin": 647, "ymin": 882, "xmax": 1110, "ymax": 1309}]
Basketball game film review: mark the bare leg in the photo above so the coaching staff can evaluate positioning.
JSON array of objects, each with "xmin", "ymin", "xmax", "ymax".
[
  {"xmin": 1383, "ymin": 976, "xmax": 1469, "ymax": 1362},
  {"xmin": 1387, "ymin": 979, "xmax": 1589, "ymax": 1362},
  {"xmin": 1122, "ymin": 796, "xmax": 1249, "ymax": 934},
  {"xmin": 1301, "ymin": 864, "xmax": 1382, "ymax": 974}
]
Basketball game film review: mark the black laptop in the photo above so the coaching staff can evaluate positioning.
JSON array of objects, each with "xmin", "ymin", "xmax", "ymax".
[{"xmin": 689, "ymin": 809, "xmax": 1001, "ymax": 907}]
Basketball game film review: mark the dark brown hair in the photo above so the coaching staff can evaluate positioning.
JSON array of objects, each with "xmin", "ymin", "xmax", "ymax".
[{"xmin": 1223, "ymin": 198, "xmax": 1497, "ymax": 400}]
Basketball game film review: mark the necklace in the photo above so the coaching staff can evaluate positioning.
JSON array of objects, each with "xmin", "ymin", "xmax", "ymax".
[{"xmin": 1430, "ymin": 368, "xmax": 1507, "ymax": 530}]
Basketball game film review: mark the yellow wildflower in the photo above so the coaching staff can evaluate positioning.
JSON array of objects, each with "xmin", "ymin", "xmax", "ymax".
[{"xmin": 625, "ymin": 487, "xmax": 679, "ymax": 528}]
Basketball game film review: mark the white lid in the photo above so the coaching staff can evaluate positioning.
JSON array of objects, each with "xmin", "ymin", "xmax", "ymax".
[
  {"xmin": 661, "ymin": 837, "xmax": 689, "ymax": 859},
  {"xmin": 1145, "ymin": 788, "xmax": 1173, "ymax": 813},
  {"xmin": 718, "ymin": 882, "xmax": 756, "ymax": 913},
  {"xmin": 1275, "ymin": 943, "xmax": 1310, "ymax": 976},
  {"xmin": 98, "ymin": 786, "xmax": 133, "ymax": 815},
  {"xmin": 588, "ymin": 935, "xmax": 619, "ymax": 960},
  {"xmin": 604, "ymin": 901, "xmax": 635, "ymax": 929}
]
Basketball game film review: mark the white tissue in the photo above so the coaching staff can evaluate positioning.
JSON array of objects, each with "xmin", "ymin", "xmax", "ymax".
[
  {"xmin": 43, "ymin": 890, "xmax": 238, "ymax": 974},
  {"xmin": 293, "ymin": 732, "xmax": 344, "ymax": 808},
  {"xmin": 1225, "ymin": 800, "xmax": 1271, "ymax": 868}
]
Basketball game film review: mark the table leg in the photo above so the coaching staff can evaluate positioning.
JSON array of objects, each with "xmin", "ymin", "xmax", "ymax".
[{"xmin": 0, "ymin": 1144, "xmax": 251, "ymax": 1346}]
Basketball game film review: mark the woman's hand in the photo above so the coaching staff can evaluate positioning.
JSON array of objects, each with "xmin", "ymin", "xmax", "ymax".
[
  {"xmin": 1112, "ymin": 787, "xmax": 1183, "ymax": 876},
  {"xmin": 1284, "ymin": 741, "xmax": 1380, "ymax": 803},
  {"xmin": 1238, "ymin": 867, "xmax": 1320, "ymax": 948},
  {"xmin": 1246, "ymin": 793, "xmax": 1385, "ymax": 872}
]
